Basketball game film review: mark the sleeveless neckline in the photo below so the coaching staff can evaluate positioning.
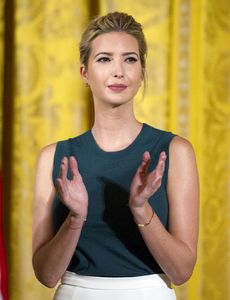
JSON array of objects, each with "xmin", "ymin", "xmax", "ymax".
[{"xmin": 85, "ymin": 123, "xmax": 147, "ymax": 159}]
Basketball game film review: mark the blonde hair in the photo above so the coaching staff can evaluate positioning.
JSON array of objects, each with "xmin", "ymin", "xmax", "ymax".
[{"xmin": 79, "ymin": 11, "xmax": 147, "ymax": 71}]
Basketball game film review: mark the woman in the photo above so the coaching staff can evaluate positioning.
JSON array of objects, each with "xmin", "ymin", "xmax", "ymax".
[{"xmin": 32, "ymin": 12, "xmax": 199, "ymax": 300}]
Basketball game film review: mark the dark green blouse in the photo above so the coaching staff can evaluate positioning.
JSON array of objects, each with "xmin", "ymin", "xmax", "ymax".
[{"xmin": 52, "ymin": 123, "xmax": 176, "ymax": 277}]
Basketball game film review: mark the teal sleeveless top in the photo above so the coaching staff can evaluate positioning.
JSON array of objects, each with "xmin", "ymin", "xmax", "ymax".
[{"xmin": 52, "ymin": 123, "xmax": 176, "ymax": 277}]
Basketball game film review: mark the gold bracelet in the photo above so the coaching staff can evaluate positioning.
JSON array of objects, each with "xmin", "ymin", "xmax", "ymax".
[{"xmin": 136, "ymin": 209, "xmax": 155, "ymax": 227}]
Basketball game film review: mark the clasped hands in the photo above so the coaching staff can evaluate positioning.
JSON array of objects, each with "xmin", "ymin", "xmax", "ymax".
[{"xmin": 56, "ymin": 151, "xmax": 167, "ymax": 224}]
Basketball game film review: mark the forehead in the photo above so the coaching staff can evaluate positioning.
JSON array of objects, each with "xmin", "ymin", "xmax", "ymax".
[{"xmin": 90, "ymin": 32, "xmax": 139, "ymax": 54}]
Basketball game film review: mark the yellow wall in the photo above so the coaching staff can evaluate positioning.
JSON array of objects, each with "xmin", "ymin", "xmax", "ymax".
[{"xmin": 1, "ymin": 1, "xmax": 229, "ymax": 299}]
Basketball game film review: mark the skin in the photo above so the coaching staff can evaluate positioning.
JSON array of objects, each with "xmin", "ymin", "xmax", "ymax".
[{"xmin": 32, "ymin": 32, "xmax": 199, "ymax": 288}]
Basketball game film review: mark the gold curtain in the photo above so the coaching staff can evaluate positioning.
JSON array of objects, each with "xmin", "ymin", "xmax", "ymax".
[
  {"xmin": 3, "ymin": 1, "xmax": 92, "ymax": 299},
  {"xmin": 1, "ymin": 1, "xmax": 230, "ymax": 299}
]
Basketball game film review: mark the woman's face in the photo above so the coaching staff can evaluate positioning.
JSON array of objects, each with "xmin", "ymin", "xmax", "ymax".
[{"xmin": 81, "ymin": 31, "xmax": 144, "ymax": 107}]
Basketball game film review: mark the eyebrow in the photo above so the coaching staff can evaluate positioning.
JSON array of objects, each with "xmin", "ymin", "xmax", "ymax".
[{"xmin": 94, "ymin": 52, "xmax": 139, "ymax": 58}]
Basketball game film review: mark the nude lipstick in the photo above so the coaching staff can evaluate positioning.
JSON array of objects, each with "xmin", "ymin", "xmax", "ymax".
[{"xmin": 108, "ymin": 84, "xmax": 127, "ymax": 92}]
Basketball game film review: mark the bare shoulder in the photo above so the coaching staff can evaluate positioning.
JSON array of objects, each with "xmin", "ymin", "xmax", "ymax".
[
  {"xmin": 33, "ymin": 143, "xmax": 58, "ymax": 219},
  {"xmin": 36, "ymin": 143, "xmax": 57, "ymax": 172},
  {"xmin": 168, "ymin": 135, "xmax": 199, "ymax": 185},
  {"xmin": 169, "ymin": 136, "xmax": 196, "ymax": 163},
  {"xmin": 38, "ymin": 143, "xmax": 57, "ymax": 162},
  {"xmin": 168, "ymin": 135, "xmax": 198, "ymax": 184},
  {"xmin": 170, "ymin": 135, "xmax": 195, "ymax": 153},
  {"xmin": 34, "ymin": 142, "xmax": 58, "ymax": 197}
]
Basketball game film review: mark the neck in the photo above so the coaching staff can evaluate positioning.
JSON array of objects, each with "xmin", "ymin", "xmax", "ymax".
[{"xmin": 92, "ymin": 102, "xmax": 142, "ymax": 152}]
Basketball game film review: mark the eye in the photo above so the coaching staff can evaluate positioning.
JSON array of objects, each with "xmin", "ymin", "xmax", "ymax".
[
  {"xmin": 125, "ymin": 56, "xmax": 138, "ymax": 63},
  {"xmin": 96, "ymin": 56, "xmax": 111, "ymax": 63}
]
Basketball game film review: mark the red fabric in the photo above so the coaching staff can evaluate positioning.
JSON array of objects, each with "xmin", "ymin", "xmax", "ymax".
[{"xmin": 0, "ymin": 171, "xmax": 8, "ymax": 300}]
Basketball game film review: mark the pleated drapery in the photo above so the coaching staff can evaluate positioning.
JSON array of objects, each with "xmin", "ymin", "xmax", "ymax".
[{"xmin": 1, "ymin": 1, "xmax": 230, "ymax": 300}]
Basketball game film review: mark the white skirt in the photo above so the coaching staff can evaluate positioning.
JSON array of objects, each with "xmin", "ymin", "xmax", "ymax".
[{"xmin": 53, "ymin": 271, "xmax": 177, "ymax": 300}]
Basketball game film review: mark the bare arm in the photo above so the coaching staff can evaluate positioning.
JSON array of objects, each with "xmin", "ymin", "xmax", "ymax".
[
  {"xmin": 129, "ymin": 136, "xmax": 199, "ymax": 285},
  {"xmin": 32, "ymin": 144, "xmax": 88, "ymax": 288}
]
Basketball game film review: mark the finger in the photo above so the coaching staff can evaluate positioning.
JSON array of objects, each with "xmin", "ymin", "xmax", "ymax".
[
  {"xmin": 55, "ymin": 178, "xmax": 64, "ymax": 199},
  {"xmin": 146, "ymin": 152, "xmax": 166, "ymax": 191},
  {"xmin": 58, "ymin": 157, "xmax": 68, "ymax": 180},
  {"xmin": 155, "ymin": 151, "xmax": 167, "ymax": 175},
  {"xmin": 143, "ymin": 151, "xmax": 151, "ymax": 162},
  {"xmin": 143, "ymin": 171, "xmax": 162, "ymax": 196},
  {"xmin": 69, "ymin": 156, "xmax": 83, "ymax": 181},
  {"xmin": 56, "ymin": 177, "xmax": 63, "ymax": 191},
  {"xmin": 139, "ymin": 151, "xmax": 151, "ymax": 174},
  {"xmin": 69, "ymin": 156, "xmax": 78, "ymax": 174}
]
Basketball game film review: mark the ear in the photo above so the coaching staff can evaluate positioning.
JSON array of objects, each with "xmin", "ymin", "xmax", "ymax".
[{"xmin": 80, "ymin": 64, "xmax": 88, "ymax": 84}]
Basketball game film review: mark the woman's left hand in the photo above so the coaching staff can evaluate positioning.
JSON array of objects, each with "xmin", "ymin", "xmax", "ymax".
[{"xmin": 129, "ymin": 151, "xmax": 167, "ymax": 209}]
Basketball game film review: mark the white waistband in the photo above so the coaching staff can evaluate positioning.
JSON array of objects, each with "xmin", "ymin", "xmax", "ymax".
[{"xmin": 61, "ymin": 271, "xmax": 172, "ymax": 290}]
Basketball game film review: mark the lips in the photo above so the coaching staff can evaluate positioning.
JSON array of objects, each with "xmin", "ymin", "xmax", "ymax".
[{"xmin": 108, "ymin": 84, "xmax": 127, "ymax": 92}]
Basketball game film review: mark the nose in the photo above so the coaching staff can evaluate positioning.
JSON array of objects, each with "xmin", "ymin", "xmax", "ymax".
[
  {"xmin": 112, "ymin": 60, "xmax": 124, "ymax": 79},
  {"xmin": 114, "ymin": 73, "xmax": 124, "ymax": 79}
]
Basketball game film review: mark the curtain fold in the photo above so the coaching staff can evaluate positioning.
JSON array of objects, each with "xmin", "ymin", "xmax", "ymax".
[
  {"xmin": 190, "ymin": 1, "xmax": 230, "ymax": 299},
  {"xmin": 0, "ymin": 1, "xmax": 9, "ymax": 300},
  {"xmin": 5, "ymin": 1, "xmax": 91, "ymax": 299},
  {"xmin": 1, "ymin": 1, "xmax": 229, "ymax": 299}
]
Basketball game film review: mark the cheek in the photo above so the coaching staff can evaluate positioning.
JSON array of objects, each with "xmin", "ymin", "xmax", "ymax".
[
  {"xmin": 130, "ymin": 72, "xmax": 143, "ymax": 84},
  {"xmin": 127, "ymin": 65, "xmax": 143, "ymax": 80},
  {"xmin": 88, "ymin": 72, "xmax": 105, "ymax": 93},
  {"xmin": 89, "ymin": 68, "xmax": 107, "ymax": 82}
]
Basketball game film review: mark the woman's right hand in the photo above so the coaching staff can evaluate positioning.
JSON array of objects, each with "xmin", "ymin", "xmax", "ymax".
[
  {"xmin": 56, "ymin": 156, "xmax": 88, "ymax": 221},
  {"xmin": 33, "ymin": 147, "xmax": 89, "ymax": 287}
]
